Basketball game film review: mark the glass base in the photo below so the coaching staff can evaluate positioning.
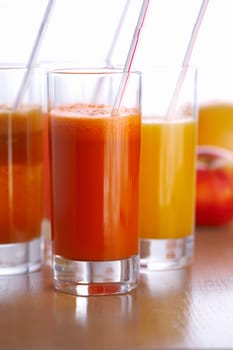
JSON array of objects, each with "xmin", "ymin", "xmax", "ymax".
[
  {"xmin": 140, "ymin": 235, "xmax": 194, "ymax": 271},
  {"xmin": 53, "ymin": 254, "xmax": 139, "ymax": 296},
  {"xmin": 0, "ymin": 236, "xmax": 43, "ymax": 275},
  {"xmin": 42, "ymin": 218, "xmax": 52, "ymax": 266}
]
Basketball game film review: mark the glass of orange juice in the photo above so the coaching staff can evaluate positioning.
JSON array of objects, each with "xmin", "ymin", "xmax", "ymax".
[
  {"xmin": 139, "ymin": 66, "xmax": 198, "ymax": 271},
  {"xmin": 0, "ymin": 65, "xmax": 44, "ymax": 274},
  {"xmin": 47, "ymin": 68, "xmax": 141, "ymax": 296}
]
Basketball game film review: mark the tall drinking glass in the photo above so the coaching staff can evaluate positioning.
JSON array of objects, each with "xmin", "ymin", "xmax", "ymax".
[
  {"xmin": 139, "ymin": 66, "xmax": 197, "ymax": 270},
  {"xmin": 48, "ymin": 68, "xmax": 141, "ymax": 296},
  {"xmin": 0, "ymin": 65, "xmax": 43, "ymax": 274}
]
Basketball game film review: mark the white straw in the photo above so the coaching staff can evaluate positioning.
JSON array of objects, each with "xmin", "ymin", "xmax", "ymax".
[
  {"xmin": 105, "ymin": 0, "xmax": 131, "ymax": 67},
  {"xmin": 112, "ymin": 0, "xmax": 150, "ymax": 114},
  {"xmin": 167, "ymin": 0, "xmax": 209, "ymax": 119},
  {"xmin": 14, "ymin": 0, "xmax": 55, "ymax": 110},
  {"xmin": 92, "ymin": 0, "xmax": 131, "ymax": 101}
]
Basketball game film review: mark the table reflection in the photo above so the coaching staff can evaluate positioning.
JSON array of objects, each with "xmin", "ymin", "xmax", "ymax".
[
  {"xmin": 52, "ymin": 267, "xmax": 192, "ymax": 349},
  {"xmin": 53, "ymin": 291, "xmax": 137, "ymax": 349},
  {"xmin": 136, "ymin": 267, "xmax": 192, "ymax": 348}
]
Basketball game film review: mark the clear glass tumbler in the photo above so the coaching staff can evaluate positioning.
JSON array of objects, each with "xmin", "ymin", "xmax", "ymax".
[
  {"xmin": 0, "ymin": 65, "xmax": 43, "ymax": 274},
  {"xmin": 48, "ymin": 68, "xmax": 141, "ymax": 296},
  {"xmin": 139, "ymin": 65, "xmax": 198, "ymax": 271}
]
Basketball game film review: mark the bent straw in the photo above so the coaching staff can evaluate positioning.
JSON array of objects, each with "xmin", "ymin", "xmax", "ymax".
[
  {"xmin": 112, "ymin": 0, "xmax": 150, "ymax": 114},
  {"xmin": 167, "ymin": 0, "xmax": 209, "ymax": 119},
  {"xmin": 14, "ymin": 0, "xmax": 55, "ymax": 110}
]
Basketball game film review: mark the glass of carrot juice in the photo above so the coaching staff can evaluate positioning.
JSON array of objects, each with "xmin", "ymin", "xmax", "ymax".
[
  {"xmin": 139, "ymin": 66, "xmax": 198, "ymax": 271},
  {"xmin": 0, "ymin": 65, "xmax": 44, "ymax": 274},
  {"xmin": 47, "ymin": 68, "xmax": 141, "ymax": 296}
]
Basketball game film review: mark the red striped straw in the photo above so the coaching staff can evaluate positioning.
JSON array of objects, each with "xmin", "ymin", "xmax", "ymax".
[
  {"xmin": 14, "ymin": 0, "xmax": 55, "ymax": 110},
  {"xmin": 167, "ymin": 0, "xmax": 209, "ymax": 120},
  {"xmin": 112, "ymin": 0, "xmax": 151, "ymax": 115}
]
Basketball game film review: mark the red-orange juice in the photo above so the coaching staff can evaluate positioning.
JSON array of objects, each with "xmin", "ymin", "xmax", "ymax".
[
  {"xmin": 49, "ymin": 103, "xmax": 141, "ymax": 261},
  {"xmin": 0, "ymin": 106, "xmax": 43, "ymax": 243},
  {"xmin": 42, "ymin": 112, "xmax": 51, "ymax": 220}
]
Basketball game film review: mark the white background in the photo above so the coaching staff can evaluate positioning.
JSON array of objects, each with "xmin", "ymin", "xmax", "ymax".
[{"xmin": 0, "ymin": 0, "xmax": 232, "ymax": 70}]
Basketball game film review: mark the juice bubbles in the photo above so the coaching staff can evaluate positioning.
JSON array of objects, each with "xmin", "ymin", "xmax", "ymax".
[
  {"xmin": 49, "ymin": 103, "xmax": 141, "ymax": 261},
  {"xmin": 139, "ymin": 118, "xmax": 196, "ymax": 239},
  {"xmin": 0, "ymin": 106, "xmax": 43, "ymax": 243}
]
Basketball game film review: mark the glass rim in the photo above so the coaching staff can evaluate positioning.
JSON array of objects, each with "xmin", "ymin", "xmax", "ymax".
[
  {"xmin": 0, "ymin": 63, "xmax": 39, "ymax": 71},
  {"xmin": 140, "ymin": 64, "xmax": 197, "ymax": 72},
  {"xmin": 47, "ymin": 67, "xmax": 141, "ymax": 77}
]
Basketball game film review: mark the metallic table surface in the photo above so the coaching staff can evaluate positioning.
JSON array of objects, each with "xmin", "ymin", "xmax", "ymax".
[{"xmin": 1, "ymin": 227, "xmax": 233, "ymax": 350}]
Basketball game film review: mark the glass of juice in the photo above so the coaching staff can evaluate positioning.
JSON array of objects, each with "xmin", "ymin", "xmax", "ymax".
[
  {"xmin": 0, "ymin": 65, "xmax": 43, "ymax": 274},
  {"xmin": 47, "ymin": 68, "xmax": 141, "ymax": 296},
  {"xmin": 139, "ymin": 66, "xmax": 198, "ymax": 271}
]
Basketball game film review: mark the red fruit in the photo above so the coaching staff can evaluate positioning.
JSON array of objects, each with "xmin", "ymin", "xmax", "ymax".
[{"xmin": 196, "ymin": 146, "xmax": 233, "ymax": 226}]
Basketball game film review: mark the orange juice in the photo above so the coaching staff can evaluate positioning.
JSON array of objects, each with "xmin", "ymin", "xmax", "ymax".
[
  {"xmin": 198, "ymin": 103, "xmax": 233, "ymax": 151},
  {"xmin": 0, "ymin": 105, "xmax": 43, "ymax": 243},
  {"xmin": 139, "ymin": 118, "xmax": 196, "ymax": 239},
  {"xmin": 49, "ymin": 103, "xmax": 141, "ymax": 261}
]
